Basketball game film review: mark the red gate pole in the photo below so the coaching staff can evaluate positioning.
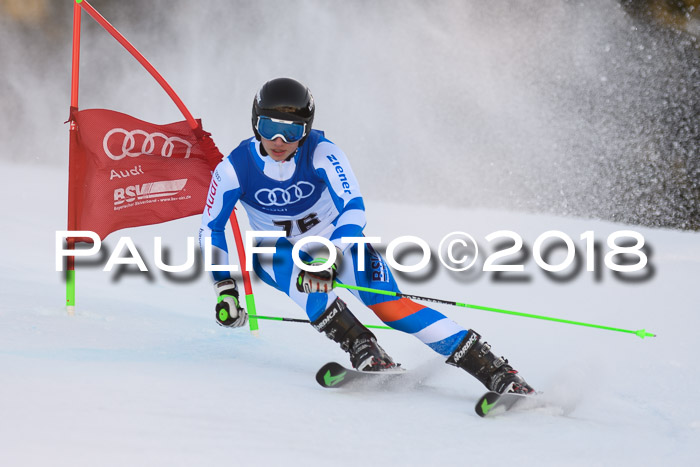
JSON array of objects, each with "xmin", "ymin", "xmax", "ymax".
[
  {"xmin": 229, "ymin": 210, "xmax": 258, "ymax": 333},
  {"xmin": 66, "ymin": 0, "xmax": 82, "ymax": 315}
]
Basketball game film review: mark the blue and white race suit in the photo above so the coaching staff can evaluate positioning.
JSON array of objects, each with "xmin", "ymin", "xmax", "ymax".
[{"xmin": 199, "ymin": 130, "xmax": 467, "ymax": 356}]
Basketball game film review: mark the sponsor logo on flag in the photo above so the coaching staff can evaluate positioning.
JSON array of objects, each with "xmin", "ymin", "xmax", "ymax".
[
  {"xmin": 103, "ymin": 128, "xmax": 193, "ymax": 161},
  {"xmin": 114, "ymin": 179, "xmax": 188, "ymax": 207}
]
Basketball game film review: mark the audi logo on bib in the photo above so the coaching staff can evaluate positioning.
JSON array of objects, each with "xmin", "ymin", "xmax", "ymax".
[
  {"xmin": 103, "ymin": 128, "xmax": 193, "ymax": 161},
  {"xmin": 255, "ymin": 182, "xmax": 315, "ymax": 207}
]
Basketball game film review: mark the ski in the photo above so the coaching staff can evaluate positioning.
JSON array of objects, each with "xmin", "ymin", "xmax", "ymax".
[
  {"xmin": 315, "ymin": 361, "xmax": 405, "ymax": 389},
  {"xmin": 318, "ymin": 363, "xmax": 549, "ymax": 416},
  {"xmin": 475, "ymin": 390, "xmax": 542, "ymax": 417}
]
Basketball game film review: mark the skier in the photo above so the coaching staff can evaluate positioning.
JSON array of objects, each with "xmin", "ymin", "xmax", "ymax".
[{"xmin": 199, "ymin": 77, "xmax": 534, "ymax": 395}]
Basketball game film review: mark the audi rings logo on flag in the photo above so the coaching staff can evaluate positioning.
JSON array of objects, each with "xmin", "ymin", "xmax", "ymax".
[
  {"xmin": 102, "ymin": 128, "xmax": 193, "ymax": 161},
  {"xmin": 254, "ymin": 182, "xmax": 315, "ymax": 206}
]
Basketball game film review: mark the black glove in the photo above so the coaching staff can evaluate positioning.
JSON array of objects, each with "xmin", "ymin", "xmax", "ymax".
[
  {"xmin": 297, "ymin": 250, "xmax": 341, "ymax": 294},
  {"xmin": 214, "ymin": 279, "xmax": 247, "ymax": 328}
]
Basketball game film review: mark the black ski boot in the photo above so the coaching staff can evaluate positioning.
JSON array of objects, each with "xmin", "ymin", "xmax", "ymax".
[
  {"xmin": 446, "ymin": 330, "xmax": 534, "ymax": 394},
  {"xmin": 312, "ymin": 298, "xmax": 397, "ymax": 371}
]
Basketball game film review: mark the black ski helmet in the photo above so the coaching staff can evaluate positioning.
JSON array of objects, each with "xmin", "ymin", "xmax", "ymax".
[{"xmin": 252, "ymin": 77, "xmax": 315, "ymax": 145}]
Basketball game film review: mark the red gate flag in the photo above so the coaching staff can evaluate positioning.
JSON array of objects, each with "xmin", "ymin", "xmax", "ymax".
[{"xmin": 68, "ymin": 108, "xmax": 222, "ymax": 241}]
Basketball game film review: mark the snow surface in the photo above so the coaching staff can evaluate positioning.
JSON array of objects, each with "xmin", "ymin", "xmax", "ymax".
[{"xmin": 1, "ymin": 161, "xmax": 699, "ymax": 466}]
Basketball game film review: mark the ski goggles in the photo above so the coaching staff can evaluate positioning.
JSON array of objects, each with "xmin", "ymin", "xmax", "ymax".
[{"xmin": 256, "ymin": 116, "xmax": 306, "ymax": 143}]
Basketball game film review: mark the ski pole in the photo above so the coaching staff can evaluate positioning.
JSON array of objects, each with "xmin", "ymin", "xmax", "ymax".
[
  {"xmin": 252, "ymin": 314, "xmax": 393, "ymax": 330},
  {"xmin": 333, "ymin": 282, "xmax": 656, "ymax": 339}
]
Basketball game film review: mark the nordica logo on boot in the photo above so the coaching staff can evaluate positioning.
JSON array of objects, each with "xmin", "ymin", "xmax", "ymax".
[
  {"xmin": 451, "ymin": 332, "xmax": 479, "ymax": 364},
  {"xmin": 312, "ymin": 308, "xmax": 338, "ymax": 332},
  {"xmin": 312, "ymin": 299, "xmax": 346, "ymax": 332}
]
